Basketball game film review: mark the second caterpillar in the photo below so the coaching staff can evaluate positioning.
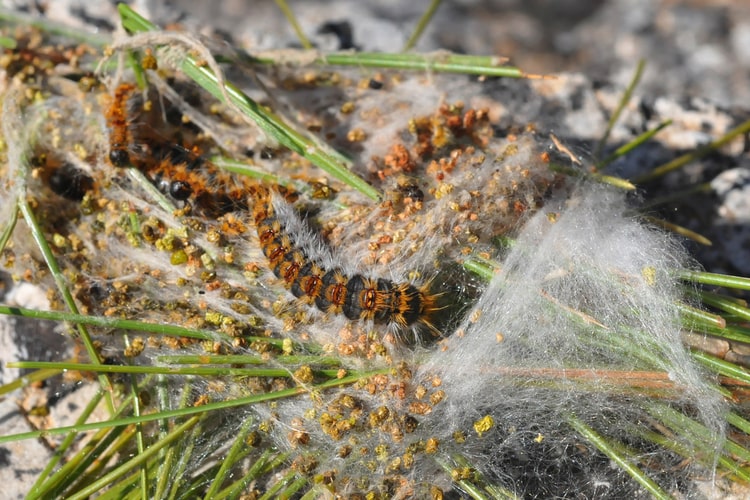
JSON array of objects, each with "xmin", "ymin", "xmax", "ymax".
[{"xmin": 250, "ymin": 185, "xmax": 444, "ymax": 337}]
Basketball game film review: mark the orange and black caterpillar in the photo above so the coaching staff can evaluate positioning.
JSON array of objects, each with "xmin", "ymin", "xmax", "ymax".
[
  {"xmin": 147, "ymin": 146, "xmax": 255, "ymax": 215},
  {"xmin": 250, "ymin": 185, "xmax": 442, "ymax": 334},
  {"xmin": 105, "ymin": 82, "xmax": 254, "ymax": 216},
  {"xmin": 106, "ymin": 83, "xmax": 136, "ymax": 167}
]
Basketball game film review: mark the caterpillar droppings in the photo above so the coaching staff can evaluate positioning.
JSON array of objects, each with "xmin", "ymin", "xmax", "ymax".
[{"xmin": 250, "ymin": 185, "xmax": 442, "ymax": 337}]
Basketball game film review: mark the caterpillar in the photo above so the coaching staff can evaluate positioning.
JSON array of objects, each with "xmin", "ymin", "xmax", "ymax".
[
  {"xmin": 249, "ymin": 185, "xmax": 443, "ymax": 336},
  {"xmin": 105, "ymin": 83, "xmax": 253, "ymax": 216},
  {"xmin": 46, "ymin": 160, "xmax": 94, "ymax": 201},
  {"xmin": 146, "ymin": 145, "xmax": 255, "ymax": 215},
  {"xmin": 106, "ymin": 83, "xmax": 137, "ymax": 167},
  {"xmin": 32, "ymin": 154, "xmax": 94, "ymax": 201}
]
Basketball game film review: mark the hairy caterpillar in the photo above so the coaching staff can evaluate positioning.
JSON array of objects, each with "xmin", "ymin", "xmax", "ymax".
[
  {"xmin": 250, "ymin": 185, "xmax": 443, "ymax": 336},
  {"xmin": 42, "ymin": 159, "xmax": 94, "ymax": 201},
  {"xmin": 105, "ymin": 82, "xmax": 254, "ymax": 215},
  {"xmin": 106, "ymin": 83, "xmax": 136, "ymax": 167},
  {"xmin": 147, "ymin": 147, "xmax": 254, "ymax": 215}
]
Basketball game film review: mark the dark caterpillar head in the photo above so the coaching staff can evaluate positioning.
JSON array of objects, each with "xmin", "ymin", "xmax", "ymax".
[
  {"xmin": 108, "ymin": 148, "xmax": 130, "ymax": 168},
  {"xmin": 416, "ymin": 263, "xmax": 483, "ymax": 341},
  {"xmin": 168, "ymin": 180, "xmax": 193, "ymax": 201}
]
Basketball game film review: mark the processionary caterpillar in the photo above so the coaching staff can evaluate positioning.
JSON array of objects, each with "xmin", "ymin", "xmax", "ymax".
[
  {"xmin": 250, "ymin": 185, "xmax": 443, "ymax": 336},
  {"xmin": 106, "ymin": 83, "xmax": 136, "ymax": 167}
]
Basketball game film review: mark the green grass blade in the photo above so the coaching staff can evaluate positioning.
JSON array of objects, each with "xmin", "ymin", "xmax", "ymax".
[
  {"xmin": 31, "ymin": 404, "xmax": 134, "ymax": 499},
  {"xmin": 209, "ymin": 156, "xmax": 288, "ymax": 185},
  {"xmin": 127, "ymin": 167, "xmax": 177, "ymax": 213},
  {"xmin": 567, "ymin": 415, "xmax": 671, "ymax": 500},
  {"xmin": 690, "ymin": 350, "xmax": 750, "ymax": 385},
  {"xmin": 62, "ymin": 425, "xmax": 139, "ymax": 497},
  {"xmin": 18, "ymin": 198, "xmax": 115, "ymax": 409},
  {"xmin": 696, "ymin": 290, "xmax": 750, "ymax": 322},
  {"xmin": 156, "ymin": 353, "xmax": 342, "ymax": 367},
  {"xmin": 166, "ymin": 386, "xmax": 204, "ymax": 500},
  {"xmin": 275, "ymin": 475, "xmax": 307, "ymax": 499},
  {"xmin": 0, "ymin": 367, "xmax": 62, "ymax": 396},
  {"xmin": 258, "ymin": 470, "xmax": 297, "ymax": 500},
  {"xmin": 273, "ymin": 0, "xmax": 312, "ymax": 49},
  {"xmin": 0, "ymin": 6, "xmax": 109, "ymax": 46},
  {"xmin": 0, "ymin": 204, "xmax": 18, "ymax": 253},
  {"xmin": 634, "ymin": 117, "xmax": 750, "ymax": 183},
  {"xmin": 203, "ymin": 416, "xmax": 255, "ymax": 498},
  {"xmin": 403, "ymin": 0, "xmax": 443, "ymax": 51},
  {"xmin": 0, "ymin": 304, "xmax": 233, "ymax": 342},
  {"xmin": 727, "ymin": 412, "xmax": 750, "ymax": 436},
  {"xmin": 641, "ymin": 215, "xmax": 712, "ymax": 245},
  {"xmin": 596, "ymin": 119, "xmax": 672, "ymax": 170},
  {"xmin": 679, "ymin": 270, "xmax": 750, "ymax": 291},
  {"xmin": 695, "ymin": 322, "xmax": 750, "ymax": 345},
  {"xmin": 27, "ymin": 389, "xmax": 106, "ymax": 498},
  {"xmin": 212, "ymin": 449, "xmax": 282, "ymax": 500},
  {"xmin": 549, "ymin": 163, "xmax": 636, "ymax": 190},
  {"xmin": 9, "ymin": 360, "xmax": 344, "ymax": 379},
  {"xmin": 646, "ymin": 403, "xmax": 750, "ymax": 480},
  {"xmin": 463, "ymin": 257, "xmax": 498, "ymax": 281},
  {"xmin": 67, "ymin": 416, "xmax": 202, "ymax": 500},
  {"xmin": 0, "ymin": 369, "xmax": 388, "ymax": 444},
  {"xmin": 595, "ymin": 59, "xmax": 646, "ymax": 158},
  {"xmin": 677, "ymin": 301, "xmax": 726, "ymax": 330},
  {"xmin": 315, "ymin": 51, "xmax": 538, "ymax": 77},
  {"xmin": 123, "ymin": 345, "xmax": 149, "ymax": 499}
]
